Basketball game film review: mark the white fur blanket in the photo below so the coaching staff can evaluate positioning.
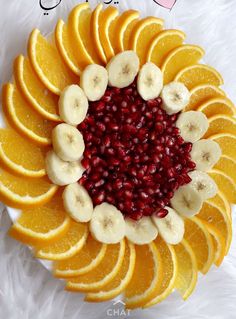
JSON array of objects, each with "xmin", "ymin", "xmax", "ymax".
[{"xmin": 0, "ymin": 0, "xmax": 236, "ymax": 318}]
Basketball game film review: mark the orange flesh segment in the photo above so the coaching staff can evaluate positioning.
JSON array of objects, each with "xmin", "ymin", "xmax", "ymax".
[
  {"xmin": 197, "ymin": 98, "xmax": 236, "ymax": 117},
  {"xmin": 205, "ymin": 115, "xmax": 236, "ymax": 138},
  {"xmin": 210, "ymin": 133, "xmax": 236, "ymax": 159}
]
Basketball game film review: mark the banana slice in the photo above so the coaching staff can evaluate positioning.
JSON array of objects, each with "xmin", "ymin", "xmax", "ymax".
[
  {"xmin": 152, "ymin": 207, "xmax": 184, "ymax": 245},
  {"xmin": 161, "ymin": 82, "xmax": 190, "ymax": 115},
  {"xmin": 45, "ymin": 150, "xmax": 85, "ymax": 186},
  {"xmin": 63, "ymin": 183, "xmax": 93, "ymax": 223},
  {"xmin": 176, "ymin": 111, "xmax": 209, "ymax": 143},
  {"xmin": 80, "ymin": 64, "xmax": 108, "ymax": 101},
  {"xmin": 59, "ymin": 84, "xmax": 88, "ymax": 126},
  {"xmin": 106, "ymin": 51, "xmax": 140, "ymax": 88},
  {"xmin": 89, "ymin": 203, "xmax": 125, "ymax": 244},
  {"xmin": 188, "ymin": 170, "xmax": 218, "ymax": 200},
  {"xmin": 190, "ymin": 139, "xmax": 222, "ymax": 171},
  {"xmin": 125, "ymin": 216, "xmax": 158, "ymax": 245},
  {"xmin": 52, "ymin": 123, "xmax": 85, "ymax": 162},
  {"xmin": 137, "ymin": 62, "xmax": 163, "ymax": 101},
  {"xmin": 170, "ymin": 185, "xmax": 203, "ymax": 217}
]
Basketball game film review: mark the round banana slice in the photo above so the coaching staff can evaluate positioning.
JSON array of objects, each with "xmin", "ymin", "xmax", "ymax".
[
  {"xmin": 45, "ymin": 150, "xmax": 85, "ymax": 186},
  {"xmin": 89, "ymin": 203, "xmax": 125, "ymax": 244},
  {"xmin": 59, "ymin": 84, "xmax": 88, "ymax": 126},
  {"xmin": 152, "ymin": 207, "xmax": 184, "ymax": 245},
  {"xmin": 106, "ymin": 51, "xmax": 140, "ymax": 88},
  {"xmin": 125, "ymin": 216, "xmax": 158, "ymax": 245},
  {"xmin": 52, "ymin": 123, "xmax": 85, "ymax": 162},
  {"xmin": 137, "ymin": 62, "xmax": 163, "ymax": 101},
  {"xmin": 63, "ymin": 183, "xmax": 93, "ymax": 223},
  {"xmin": 188, "ymin": 170, "xmax": 218, "ymax": 200},
  {"xmin": 170, "ymin": 185, "xmax": 203, "ymax": 217},
  {"xmin": 80, "ymin": 64, "xmax": 108, "ymax": 101},
  {"xmin": 176, "ymin": 111, "xmax": 209, "ymax": 143},
  {"xmin": 160, "ymin": 82, "xmax": 190, "ymax": 115},
  {"xmin": 191, "ymin": 139, "xmax": 222, "ymax": 171}
]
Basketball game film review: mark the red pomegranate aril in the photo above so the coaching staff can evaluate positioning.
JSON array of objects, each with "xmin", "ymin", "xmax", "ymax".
[
  {"xmin": 93, "ymin": 192, "xmax": 105, "ymax": 205},
  {"xmin": 183, "ymin": 142, "xmax": 193, "ymax": 152},
  {"xmin": 156, "ymin": 208, "xmax": 168, "ymax": 218}
]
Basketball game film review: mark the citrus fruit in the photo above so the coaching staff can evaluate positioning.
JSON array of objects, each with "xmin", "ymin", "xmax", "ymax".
[
  {"xmin": 144, "ymin": 236, "xmax": 178, "ymax": 307},
  {"xmin": 123, "ymin": 17, "xmax": 139, "ymax": 51},
  {"xmin": 209, "ymin": 169, "xmax": 236, "ymax": 204},
  {"xmin": 214, "ymin": 155, "xmax": 236, "ymax": 185},
  {"xmin": 161, "ymin": 45, "xmax": 205, "ymax": 84},
  {"xmin": 147, "ymin": 29, "xmax": 186, "ymax": 67},
  {"xmin": 205, "ymin": 115, "xmax": 236, "ymax": 138},
  {"xmin": 202, "ymin": 222, "xmax": 226, "ymax": 267},
  {"xmin": 185, "ymin": 84, "xmax": 226, "ymax": 111},
  {"xmin": 184, "ymin": 217, "xmax": 214, "ymax": 274},
  {"xmin": 197, "ymin": 201, "xmax": 232, "ymax": 255},
  {"xmin": 0, "ymin": 128, "xmax": 46, "ymax": 178},
  {"xmin": 113, "ymin": 9, "xmax": 139, "ymax": 53},
  {"xmin": 91, "ymin": 4, "xmax": 107, "ymax": 64},
  {"xmin": 208, "ymin": 191, "xmax": 231, "ymax": 220},
  {"xmin": 130, "ymin": 17, "xmax": 164, "ymax": 65},
  {"xmin": 124, "ymin": 242, "xmax": 162, "ymax": 309},
  {"xmin": 66, "ymin": 240, "xmax": 125, "ymax": 292},
  {"xmin": 14, "ymin": 55, "xmax": 61, "ymax": 122},
  {"xmin": 2, "ymin": 83, "xmax": 55, "ymax": 146},
  {"xmin": 175, "ymin": 64, "xmax": 224, "ymax": 90},
  {"xmin": 54, "ymin": 235, "xmax": 107, "ymax": 278},
  {"xmin": 174, "ymin": 239, "xmax": 198, "ymax": 300},
  {"xmin": 99, "ymin": 6, "xmax": 119, "ymax": 61},
  {"xmin": 85, "ymin": 241, "xmax": 135, "ymax": 302},
  {"xmin": 35, "ymin": 221, "xmax": 88, "ymax": 260},
  {"xmin": 55, "ymin": 19, "xmax": 81, "ymax": 75},
  {"xmin": 28, "ymin": 29, "xmax": 78, "ymax": 95},
  {"xmin": 210, "ymin": 133, "xmax": 236, "ymax": 159},
  {"xmin": 9, "ymin": 192, "xmax": 70, "ymax": 246},
  {"xmin": 196, "ymin": 97, "xmax": 236, "ymax": 117},
  {"xmin": 0, "ymin": 169, "xmax": 57, "ymax": 209}
]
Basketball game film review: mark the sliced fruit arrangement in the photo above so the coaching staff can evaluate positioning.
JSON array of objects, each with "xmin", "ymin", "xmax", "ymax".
[{"xmin": 1, "ymin": 2, "xmax": 235, "ymax": 312}]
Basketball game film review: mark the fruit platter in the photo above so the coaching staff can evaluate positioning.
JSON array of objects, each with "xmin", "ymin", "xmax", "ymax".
[{"xmin": 0, "ymin": 1, "xmax": 235, "ymax": 311}]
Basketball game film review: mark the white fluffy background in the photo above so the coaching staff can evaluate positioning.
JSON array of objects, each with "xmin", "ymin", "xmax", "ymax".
[{"xmin": 0, "ymin": 0, "xmax": 236, "ymax": 318}]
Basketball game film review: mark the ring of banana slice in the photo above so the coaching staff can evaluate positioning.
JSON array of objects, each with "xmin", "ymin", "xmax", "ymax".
[{"xmin": 45, "ymin": 50, "xmax": 221, "ymax": 246}]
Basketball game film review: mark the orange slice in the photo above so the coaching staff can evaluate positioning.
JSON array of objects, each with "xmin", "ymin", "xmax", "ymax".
[
  {"xmin": 55, "ymin": 19, "xmax": 81, "ymax": 75},
  {"xmin": 214, "ymin": 155, "xmax": 236, "ymax": 185},
  {"xmin": 197, "ymin": 201, "xmax": 232, "ymax": 255},
  {"xmin": 2, "ymin": 83, "xmax": 55, "ymax": 146},
  {"xmin": 208, "ymin": 191, "xmax": 231, "ymax": 220},
  {"xmin": 174, "ymin": 239, "xmax": 198, "ymax": 300},
  {"xmin": 54, "ymin": 235, "xmax": 107, "ymax": 278},
  {"xmin": 144, "ymin": 236, "xmax": 178, "ymax": 308},
  {"xmin": 123, "ymin": 18, "xmax": 139, "ymax": 51},
  {"xmin": 202, "ymin": 222, "xmax": 226, "ymax": 267},
  {"xmin": 0, "ymin": 169, "xmax": 57, "ymax": 209},
  {"xmin": 85, "ymin": 241, "xmax": 135, "ymax": 302},
  {"xmin": 66, "ymin": 240, "xmax": 125, "ymax": 292},
  {"xmin": 161, "ymin": 45, "xmax": 205, "ymax": 84},
  {"xmin": 9, "ymin": 192, "xmax": 70, "ymax": 246},
  {"xmin": 113, "ymin": 9, "xmax": 140, "ymax": 53},
  {"xmin": 196, "ymin": 97, "xmax": 236, "ymax": 117},
  {"xmin": 68, "ymin": 3, "xmax": 101, "ymax": 69},
  {"xmin": 91, "ymin": 4, "xmax": 107, "ymax": 64},
  {"xmin": 210, "ymin": 133, "xmax": 236, "ymax": 159},
  {"xmin": 175, "ymin": 64, "xmax": 224, "ymax": 90},
  {"xmin": 147, "ymin": 29, "xmax": 186, "ymax": 67},
  {"xmin": 28, "ymin": 29, "xmax": 78, "ymax": 95},
  {"xmin": 35, "ymin": 221, "xmax": 88, "ymax": 261},
  {"xmin": 99, "ymin": 6, "xmax": 119, "ymax": 61},
  {"xmin": 205, "ymin": 115, "xmax": 236, "ymax": 138},
  {"xmin": 124, "ymin": 242, "xmax": 162, "ymax": 309},
  {"xmin": 14, "ymin": 55, "xmax": 60, "ymax": 122},
  {"xmin": 184, "ymin": 217, "xmax": 214, "ymax": 274},
  {"xmin": 130, "ymin": 17, "xmax": 164, "ymax": 65},
  {"xmin": 186, "ymin": 84, "xmax": 226, "ymax": 111},
  {"xmin": 0, "ymin": 128, "xmax": 46, "ymax": 178},
  {"xmin": 209, "ymin": 169, "xmax": 236, "ymax": 204}
]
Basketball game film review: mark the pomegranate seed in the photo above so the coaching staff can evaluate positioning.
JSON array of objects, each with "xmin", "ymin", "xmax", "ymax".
[{"xmin": 156, "ymin": 209, "xmax": 168, "ymax": 218}]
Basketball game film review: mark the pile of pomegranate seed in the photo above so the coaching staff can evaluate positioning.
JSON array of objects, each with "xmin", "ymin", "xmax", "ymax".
[{"xmin": 78, "ymin": 80, "xmax": 196, "ymax": 220}]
